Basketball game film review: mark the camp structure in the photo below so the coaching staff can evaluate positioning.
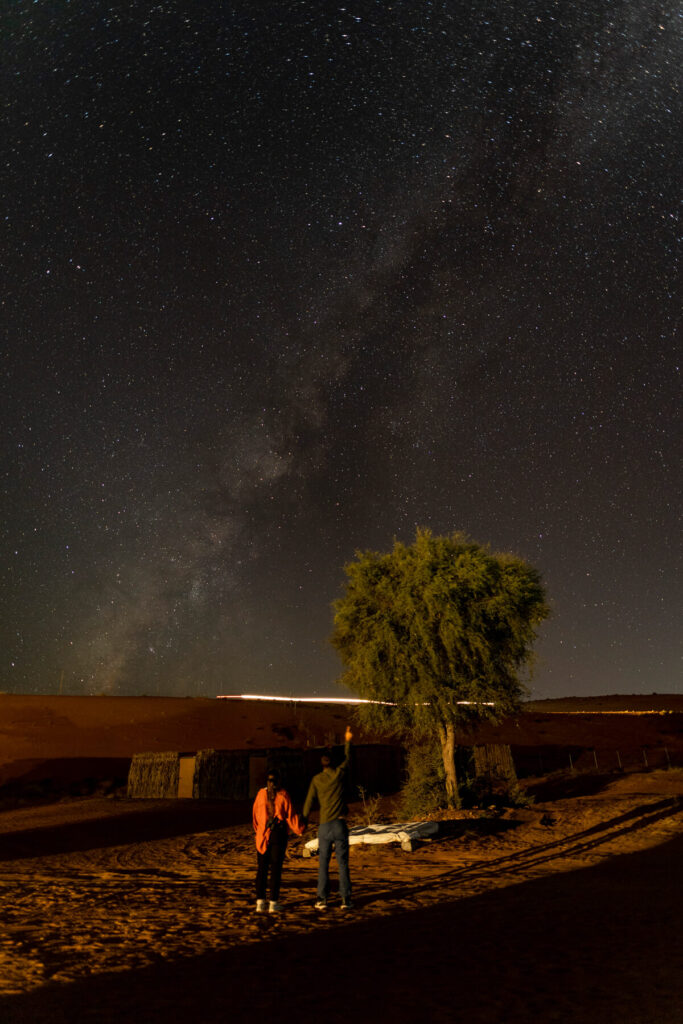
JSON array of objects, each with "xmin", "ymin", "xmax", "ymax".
[
  {"xmin": 127, "ymin": 749, "xmax": 251, "ymax": 800},
  {"xmin": 127, "ymin": 744, "xmax": 404, "ymax": 802}
]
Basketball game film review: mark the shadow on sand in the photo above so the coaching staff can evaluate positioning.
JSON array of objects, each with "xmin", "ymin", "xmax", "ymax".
[
  {"xmin": 0, "ymin": 801, "xmax": 250, "ymax": 861},
  {"xmin": 3, "ymin": 830, "xmax": 683, "ymax": 1024},
  {"xmin": 360, "ymin": 797, "xmax": 683, "ymax": 908},
  {"xmin": 524, "ymin": 769, "xmax": 629, "ymax": 802},
  {"xmin": 0, "ymin": 758, "xmax": 132, "ymax": 800}
]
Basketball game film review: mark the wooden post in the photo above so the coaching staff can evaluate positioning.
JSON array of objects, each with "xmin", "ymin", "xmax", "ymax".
[
  {"xmin": 593, "ymin": 750, "xmax": 599, "ymax": 770},
  {"xmin": 616, "ymin": 750, "xmax": 622, "ymax": 770},
  {"xmin": 642, "ymin": 748, "xmax": 648, "ymax": 768},
  {"xmin": 569, "ymin": 752, "xmax": 574, "ymax": 772},
  {"xmin": 664, "ymin": 747, "xmax": 671, "ymax": 768}
]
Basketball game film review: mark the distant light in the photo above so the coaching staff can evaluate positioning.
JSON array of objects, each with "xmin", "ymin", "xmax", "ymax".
[
  {"xmin": 217, "ymin": 694, "xmax": 380, "ymax": 704},
  {"xmin": 216, "ymin": 693, "xmax": 495, "ymax": 706}
]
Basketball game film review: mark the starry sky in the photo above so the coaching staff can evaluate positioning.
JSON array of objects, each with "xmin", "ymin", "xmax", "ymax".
[{"xmin": 1, "ymin": 1, "xmax": 680, "ymax": 700}]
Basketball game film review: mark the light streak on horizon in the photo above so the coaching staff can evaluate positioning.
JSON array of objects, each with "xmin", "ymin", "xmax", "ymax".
[{"xmin": 216, "ymin": 693, "xmax": 496, "ymax": 706}]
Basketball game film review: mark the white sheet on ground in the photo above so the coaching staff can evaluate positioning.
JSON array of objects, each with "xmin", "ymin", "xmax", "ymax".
[{"xmin": 304, "ymin": 821, "xmax": 438, "ymax": 853}]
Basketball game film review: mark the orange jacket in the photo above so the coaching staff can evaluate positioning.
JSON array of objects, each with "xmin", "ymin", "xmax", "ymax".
[{"xmin": 252, "ymin": 787, "xmax": 305, "ymax": 854}]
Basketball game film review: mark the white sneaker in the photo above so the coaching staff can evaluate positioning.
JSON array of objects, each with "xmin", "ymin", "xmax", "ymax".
[
  {"xmin": 268, "ymin": 900, "xmax": 281, "ymax": 914},
  {"xmin": 256, "ymin": 899, "xmax": 267, "ymax": 913}
]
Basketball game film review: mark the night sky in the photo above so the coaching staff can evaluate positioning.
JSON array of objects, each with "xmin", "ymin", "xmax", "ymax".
[{"xmin": 2, "ymin": 1, "xmax": 680, "ymax": 700}]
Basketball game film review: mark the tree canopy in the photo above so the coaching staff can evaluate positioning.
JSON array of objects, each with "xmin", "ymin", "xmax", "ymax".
[{"xmin": 330, "ymin": 529, "xmax": 550, "ymax": 804}]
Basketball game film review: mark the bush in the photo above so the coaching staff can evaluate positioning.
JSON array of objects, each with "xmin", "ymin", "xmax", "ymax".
[
  {"xmin": 357, "ymin": 786, "xmax": 384, "ymax": 825},
  {"xmin": 460, "ymin": 769, "xmax": 534, "ymax": 809},
  {"xmin": 398, "ymin": 741, "xmax": 447, "ymax": 818}
]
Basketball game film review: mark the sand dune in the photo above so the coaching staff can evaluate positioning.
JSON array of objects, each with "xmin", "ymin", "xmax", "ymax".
[{"xmin": 2, "ymin": 693, "xmax": 682, "ymax": 793}]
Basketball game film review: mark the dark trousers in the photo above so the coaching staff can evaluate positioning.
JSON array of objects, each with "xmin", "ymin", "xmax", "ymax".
[
  {"xmin": 256, "ymin": 827, "xmax": 288, "ymax": 901},
  {"xmin": 317, "ymin": 818, "xmax": 351, "ymax": 902}
]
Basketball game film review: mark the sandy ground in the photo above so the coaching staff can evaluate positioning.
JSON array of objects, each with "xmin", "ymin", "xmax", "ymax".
[{"xmin": 1, "ymin": 769, "xmax": 683, "ymax": 1023}]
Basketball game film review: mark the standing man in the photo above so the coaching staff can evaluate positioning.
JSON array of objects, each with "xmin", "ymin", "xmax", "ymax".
[{"xmin": 303, "ymin": 725, "xmax": 354, "ymax": 910}]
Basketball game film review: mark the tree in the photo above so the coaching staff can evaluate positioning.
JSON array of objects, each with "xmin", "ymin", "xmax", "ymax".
[{"xmin": 330, "ymin": 529, "xmax": 549, "ymax": 807}]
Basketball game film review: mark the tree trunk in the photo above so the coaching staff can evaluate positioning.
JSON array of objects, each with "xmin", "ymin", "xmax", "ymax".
[{"xmin": 438, "ymin": 722, "xmax": 461, "ymax": 808}]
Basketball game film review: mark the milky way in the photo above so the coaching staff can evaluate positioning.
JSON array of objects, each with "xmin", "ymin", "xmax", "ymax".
[{"xmin": 1, "ymin": 1, "xmax": 680, "ymax": 697}]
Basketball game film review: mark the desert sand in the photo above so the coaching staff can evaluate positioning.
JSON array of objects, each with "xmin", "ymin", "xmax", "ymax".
[
  {"xmin": 2, "ymin": 693, "xmax": 682, "ymax": 1021},
  {"xmin": 2, "ymin": 766, "xmax": 683, "ymax": 1023}
]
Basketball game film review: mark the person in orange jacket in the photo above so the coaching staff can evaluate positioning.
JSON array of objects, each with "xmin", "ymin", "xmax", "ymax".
[{"xmin": 252, "ymin": 768, "xmax": 305, "ymax": 914}]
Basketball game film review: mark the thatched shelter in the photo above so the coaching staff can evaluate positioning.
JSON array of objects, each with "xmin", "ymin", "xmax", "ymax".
[
  {"xmin": 127, "ymin": 743, "xmax": 404, "ymax": 801},
  {"xmin": 127, "ymin": 751, "xmax": 180, "ymax": 799},
  {"xmin": 473, "ymin": 743, "xmax": 517, "ymax": 782}
]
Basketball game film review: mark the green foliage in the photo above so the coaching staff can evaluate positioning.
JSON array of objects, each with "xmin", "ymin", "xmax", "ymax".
[
  {"xmin": 332, "ymin": 529, "xmax": 549, "ymax": 810},
  {"xmin": 398, "ymin": 741, "xmax": 447, "ymax": 818},
  {"xmin": 331, "ymin": 528, "xmax": 549, "ymax": 735},
  {"xmin": 357, "ymin": 786, "xmax": 383, "ymax": 826},
  {"xmin": 507, "ymin": 782, "xmax": 535, "ymax": 808},
  {"xmin": 459, "ymin": 769, "xmax": 535, "ymax": 809}
]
